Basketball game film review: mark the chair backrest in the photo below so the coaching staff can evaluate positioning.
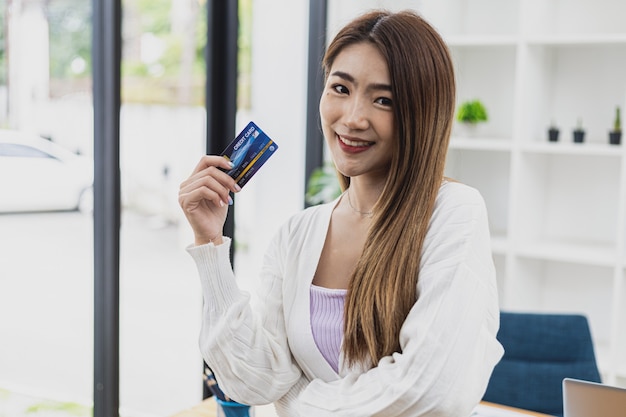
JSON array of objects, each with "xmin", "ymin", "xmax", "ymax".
[{"xmin": 482, "ymin": 312, "xmax": 601, "ymax": 417}]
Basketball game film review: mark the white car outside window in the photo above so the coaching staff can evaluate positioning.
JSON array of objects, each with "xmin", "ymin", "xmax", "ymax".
[{"xmin": 0, "ymin": 130, "xmax": 93, "ymax": 213}]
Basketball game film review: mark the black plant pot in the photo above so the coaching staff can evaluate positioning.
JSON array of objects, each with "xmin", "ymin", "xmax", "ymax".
[
  {"xmin": 573, "ymin": 129, "xmax": 585, "ymax": 143},
  {"xmin": 548, "ymin": 128, "xmax": 560, "ymax": 142},
  {"xmin": 609, "ymin": 131, "xmax": 622, "ymax": 145}
]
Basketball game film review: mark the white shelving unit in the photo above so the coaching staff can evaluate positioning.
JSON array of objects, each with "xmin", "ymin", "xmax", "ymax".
[
  {"xmin": 427, "ymin": 0, "xmax": 626, "ymax": 386},
  {"xmin": 327, "ymin": 0, "xmax": 626, "ymax": 387}
]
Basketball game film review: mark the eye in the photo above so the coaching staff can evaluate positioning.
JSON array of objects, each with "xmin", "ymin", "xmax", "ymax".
[
  {"xmin": 332, "ymin": 84, "xmax": 349, "ymax": 95},
  {"xmin": 375, "ymin": 96, "xmax": 393, "ymax": 107}
]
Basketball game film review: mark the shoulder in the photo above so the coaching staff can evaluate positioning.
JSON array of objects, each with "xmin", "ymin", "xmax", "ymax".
[
  {"xmin": 420, "ymin": 181, "xmax": 494, "ymax": 281},
  {"xmin": 436, "ymin": 180, "xmax": 485, "ymax": 207},
  {"xmin": 428, "ymin": 180, "xmax": 490, "ymax": 241},
  {"xmin": 432, "ymin": 180, "xmax": 487, "ymax": 221}
]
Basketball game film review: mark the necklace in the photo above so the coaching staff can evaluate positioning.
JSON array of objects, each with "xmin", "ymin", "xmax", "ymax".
[{"xmin": 346, "ymin": 188, "xmax": 374, "ymax": 218}]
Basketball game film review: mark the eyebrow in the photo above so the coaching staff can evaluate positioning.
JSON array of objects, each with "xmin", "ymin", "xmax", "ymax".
[{"xmin": 330, "ymin": 70, "xmax": 392, "ymax": 92}]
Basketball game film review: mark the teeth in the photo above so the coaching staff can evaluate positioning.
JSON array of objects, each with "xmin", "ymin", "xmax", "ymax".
[{"xmin": 339, "ymin": 136, "xmax": 372, "ymax": 147}]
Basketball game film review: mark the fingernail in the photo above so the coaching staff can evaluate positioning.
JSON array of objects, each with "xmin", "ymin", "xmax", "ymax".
[
  {"xmin": 228, "ymin": 196, "xmax": 233, "ymax": 206},
  {"xmin": 228, "ymin": 161, "xmax": 234, "ymax": 168},
  {"xmin": 219, "ymin": 200, "xmax": 225, "ymax": 207},
  {"xmin": 234, "ymin": 184, "xmax": 242, "ymax": 192}
]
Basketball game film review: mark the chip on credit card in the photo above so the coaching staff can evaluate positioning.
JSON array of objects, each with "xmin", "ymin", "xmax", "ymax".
[{"xmin": 220, "ymin": 121, "xmax": 278, "ymax": 188}]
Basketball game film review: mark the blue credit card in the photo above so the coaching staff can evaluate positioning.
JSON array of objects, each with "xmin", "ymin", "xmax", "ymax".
[{"xmin": 221, "ymin": 121, "xmax": 278, "ymax": 188}]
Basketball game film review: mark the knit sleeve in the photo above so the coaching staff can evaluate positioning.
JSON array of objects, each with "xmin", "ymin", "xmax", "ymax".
[
  {"xmin": 293, "ymin": 183, "xmax": 504, "ymax": 416},
  {"xmin": 186, "ymin": 234, "xmax": 302, "ymax": 406}
]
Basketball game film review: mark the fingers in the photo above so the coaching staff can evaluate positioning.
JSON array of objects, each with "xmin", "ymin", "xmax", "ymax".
[
  {"xmin": 191, "ymin": 155, "xmax": 233, "ymax": 176},
  {"xmin": 179, "ymin": 156, "xmax": 241, "ymax": 210},
  {"xmin": 178, "ymin": 176, "xmax": 227, "ymax": 212},
  {"xmin": 182, "ymin": 156, "xmax": 240, "ymax": 191}
]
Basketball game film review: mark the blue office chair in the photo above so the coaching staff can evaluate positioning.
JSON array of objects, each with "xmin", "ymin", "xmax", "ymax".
[{"xmin": 483, "ymin": 312, "xmax": 602, "ymax": 417}]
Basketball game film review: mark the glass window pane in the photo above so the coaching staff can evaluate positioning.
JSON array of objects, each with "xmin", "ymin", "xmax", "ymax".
[
  {"xmin": 119, "ymin": 0, "xmax": 205, "ymax": 413},
  {"xmin": 0, "ymin": 0, "xmax": 94, "ymax": 414}
]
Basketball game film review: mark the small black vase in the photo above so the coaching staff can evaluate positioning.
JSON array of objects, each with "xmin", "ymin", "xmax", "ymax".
[
  {"xmin": 548, "ymin": 128, "xmax": 559, "ymax": 142},
  {"xmin": 609, "ymin": 131, "xmax": 622, "ymax": 145},
  {"xmin": 573, "ymin": 129, "xmax": 585, "ymax": 143}
]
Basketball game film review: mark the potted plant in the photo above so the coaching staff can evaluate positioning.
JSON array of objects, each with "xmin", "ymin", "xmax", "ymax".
[
  {"xmin": 609, "ymin": 106, "xmax": 622, "ymax": 145},
  {"xmin": 573, "ymin": 118, "xmax": 585, "ymax": 143},
  {"xmin": 456, "ymin": 99, "xmax": 488, "ymax": 126},
  {"xmin": 548, "ymin": 120, "xmax": 560, "ymax": 142}
]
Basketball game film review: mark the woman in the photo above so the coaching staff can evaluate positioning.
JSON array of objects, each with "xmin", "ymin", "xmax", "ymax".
[{"xmin": 179, "ymin": 9, "xmax": 503, "ymax": 417}]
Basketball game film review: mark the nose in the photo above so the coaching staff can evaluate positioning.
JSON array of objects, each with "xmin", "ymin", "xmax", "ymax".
[{"xmin": 344, "ymin": 97, "xmax": 370, "ymax": 130}]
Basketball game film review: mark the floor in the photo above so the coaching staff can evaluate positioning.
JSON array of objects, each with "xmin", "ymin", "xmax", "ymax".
[
  {"xmin": 0, "ymin": 210, "xmax": 203, "ymax": 416},
  {"xmin": 0, "ymin": 210, "xmax": 276, "ymax": 417},
  {"xmin": 0, "ymin": 388, "xmax": 91, "ymax": 417}
]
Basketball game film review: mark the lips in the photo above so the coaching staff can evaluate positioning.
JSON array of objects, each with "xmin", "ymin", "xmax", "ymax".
[{"xmin": 337, "ymin": 135, "xmax": 374, "ymax": 153}]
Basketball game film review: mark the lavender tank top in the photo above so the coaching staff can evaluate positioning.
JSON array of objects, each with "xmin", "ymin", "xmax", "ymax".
[{"xmin": 310, "ymin": 284, "xmax": 347, "ymax": 373}]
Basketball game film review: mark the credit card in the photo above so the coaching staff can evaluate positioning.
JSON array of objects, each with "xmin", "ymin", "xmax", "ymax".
[{"xmin": 220, "ymin": 121, "xmax": 278, "ymax": 188}]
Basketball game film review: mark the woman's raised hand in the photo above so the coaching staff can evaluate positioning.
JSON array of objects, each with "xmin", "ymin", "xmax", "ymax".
[{"xmin": 178, "ymin": 155, "xmax": 241, "ymax": 246}]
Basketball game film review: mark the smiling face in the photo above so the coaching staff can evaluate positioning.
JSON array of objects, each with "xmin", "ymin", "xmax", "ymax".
[{"xmin": 319, "ymin": 42, "xmax": 395, "ymax": 184}]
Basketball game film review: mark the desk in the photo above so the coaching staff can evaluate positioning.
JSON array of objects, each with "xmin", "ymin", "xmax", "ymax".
[
  {"xmin": 170, "ymin": 399, "xmax": 553, "ymax": 417},
  {"xmin": 477, "ymin": 401, "xmax": 555, "ymax": 417},
  {"xmin": 171, "ymin": 398, "xmax": 278, "ymax": 417},
  {"xmin": 171, "ymin": 398, "xmax": 218, "ymax": 417}
]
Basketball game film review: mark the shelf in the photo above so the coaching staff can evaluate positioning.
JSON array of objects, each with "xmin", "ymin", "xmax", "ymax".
[
  {"xmin": 419, "ymin": 0, "xmax": 626, "ymax": 384},
  {"xmin": 445, "ymin": 149, "xmax": 510, "ymax": 238},
  {"xmin": 526, "ymin": 34, "xmax": 626, "ymax": 46},
  {"xmin": 491, "ymin": 235, "xmax": 508, "ymax": 255},
  {"xmin": 445, "ymin": 35, "xmax": 519, "ymax": 47},
  {"xmin": 450, "ymin": 137, "xmax": 512, "ymax": 151},
  {"xmin": 522, "ymin": 43, "xmax": 626, "ymax": 144},
  {"xmin": 516, "ymin": 240, "xmax": 618, "ymax": 267},
  {"xmin": 520, "ymin": 141, "xmax": 623, "ymax": 156},
  {"xmin": 522, "ymin": 0, "xmax": 626, "ymax": 38},
  {"xmin": 421, "ymin": 0, "xmax": 520, "ymax": 38},
  {"xmin": 451, "ymin": 45, "xmax": 517, "ymax": 139}
]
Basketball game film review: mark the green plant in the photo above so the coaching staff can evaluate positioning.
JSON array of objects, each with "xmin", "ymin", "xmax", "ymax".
[
  {"xmin": 305, "ymin": 162, "xmax": 342, "ymax": 206},
  {"xmin": 456, "ymin": 100, "xmax": 488, "ymax": 124},
  {"xmin": 613, "ymin": 106, "xmax": 622, "ymax": 133}
]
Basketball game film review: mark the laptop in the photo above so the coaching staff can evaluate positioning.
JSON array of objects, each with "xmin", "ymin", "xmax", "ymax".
[{"xmin": 563, "ymin": 378, "xmax": 626, "ymax": 417}]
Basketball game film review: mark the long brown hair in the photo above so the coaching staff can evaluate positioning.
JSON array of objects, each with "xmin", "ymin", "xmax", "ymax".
[{"xmin": 322, "ymin": 10, "xmax": 456, "ymax": 366}]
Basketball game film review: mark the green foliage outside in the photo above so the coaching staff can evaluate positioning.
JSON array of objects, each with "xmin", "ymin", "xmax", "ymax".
[
  {"xmin": 40, "ymin": 0, "xmax": 253, "ymax": 106},
  {"xmin": 46, "ymin": 0, "xmax": 92, "ymax": 80},
  {"xmin": 120, "ymin": 0, "xmax": 253, "ymax": 107},
  {"xmin": 26, "ymin": 400, "xmax": 91, "ymax": 416},
  {"xmin": 0, "ymin": 389, "xmax": 91, "ymax": 417},
  {"xmin": 122, "ymin": 0, "xmax": 205, "ymax": 76}
]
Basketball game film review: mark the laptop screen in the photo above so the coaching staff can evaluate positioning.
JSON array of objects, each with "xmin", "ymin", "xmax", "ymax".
[{"xmin": 563, "ymin": 378, "xmax": 626, "ymax": 417}]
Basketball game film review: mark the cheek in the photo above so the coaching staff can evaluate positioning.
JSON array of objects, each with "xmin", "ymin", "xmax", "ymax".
[
  {"xmin": 381, "ymin": 114, "xmax": 395, "ymax": 142},
  {"xmin": 319, "ymin": 92, "xmax": 338, "ymax": 126}
]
